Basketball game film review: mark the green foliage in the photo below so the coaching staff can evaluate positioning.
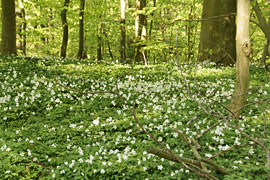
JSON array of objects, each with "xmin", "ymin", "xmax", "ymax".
[{"xmin": 0, "ymin": 56, "xmax": 270, "ymax": 179}]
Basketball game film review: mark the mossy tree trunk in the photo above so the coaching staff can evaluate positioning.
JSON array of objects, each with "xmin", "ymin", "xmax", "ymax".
[
  {"xmin": 229, "ymin": 0, "xmax": 251, "ymax": 118},
  {"xmin": 1, "ymin": 0, "xmax": 17, "ymax": 55},
  {"xmin": 199, "ymin": 0, "xmax": 236, "ymax": 66}
]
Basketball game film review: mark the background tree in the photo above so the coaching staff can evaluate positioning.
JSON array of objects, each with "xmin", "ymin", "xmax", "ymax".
[
  {"xmin": 77, "ymin": 0, "xmax": 85, "ymax": 59},
  {"xmin": 253, "ymin": 1, "xmax": 270, "ymax": 65},
  {"xmin": 198, "ymin": 0, "xmax": 236, "ymax": 66},
  {"xmin": 120, "ymin": 0, "xmax": 126, "ymax": 62},
  {"xmin": 1, "ymin": 0, "xmax": 17, "ymax": 55},
  {"xmin": 229, "ymin": 0, "xmax": 251, "ymax": 118},
  {"xmin": 134, "ymin": 0, "xmax": 147, "ymax": 64},
  {"xmin": 97, "ymin": 22, "xmax": 103, "ymax": 61},
  {"xmin": 60, "ymin": 0, "xmax": 69, "ymax": 58},
  {"xmin": 16, "ymin": 0, "xmax": 26, "ymax": 55}
]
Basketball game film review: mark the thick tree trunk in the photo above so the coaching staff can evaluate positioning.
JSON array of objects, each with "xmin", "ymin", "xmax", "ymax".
[
  {"xmin": 77, "ymin": 0, "xmax": 85, "ymax": 59},
  {"xmin": 120, "ymin": 0, "xmax": 126, "ymax": 62},
  {"xmin": 60, "ymin": 0, "xmax": 69, "ymax": 59},
  {"xmin": 199, "ymin": 0, "xmax": 236, "ymax": 66},
  {"xmin": 1, "ymin": 0, "xmax": 17, "ymax": 55},
  {"xmin": 229, "ymin": 0, "xmax": 251, "ymax": 118}
]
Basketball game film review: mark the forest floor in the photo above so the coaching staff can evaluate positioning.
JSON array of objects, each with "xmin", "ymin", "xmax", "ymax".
[{"xmin": 0, "ymin": 55, "xmax": 269, "ymax": 179}]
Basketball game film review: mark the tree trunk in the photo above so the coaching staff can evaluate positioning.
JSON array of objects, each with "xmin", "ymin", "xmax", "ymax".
[
  {"xmin": 253, "ymin": 2, "xmax": 270, "ymax": 41},
  {"xmin": 16, "ymin": 0, "xmax": 26, "ymax": 55},
  {"xmin": 77, "ymin": 0, "xmax": 85, "ymax": 59},
  {"xmin": 120, "ymin": 0, "xmax": 126, "ymax": 62},
  {"xmin": 134, "ymin": 0, "xmax": 147, "ymax": 63},
  {"xmin": 148, "ymin": 0, "xmax": 156, "ymax": 41},
  {"xmin": 21, "ymin": 3, "xmax": 26, "ymax": 56},
  {"xmin": 1, "ymin": 0, "xmax": 17, "ymax": 55},
  {"xmin": 262, "ymin": 38, "xmax": 269, "ymax": 65},
  {"xmin": 103, "ymin": 29, "xmax": 114, "ymax": 61},
  {"xmin": 97, "ymin": 23, "xmax": 103, "ymax": 61},
  {"xmin": 229, "ymin": 0, "xmax": 251, "ymax": 118},
  {"xmin": 253, "ymin": 1, "xmax": 270, "ymax": 64},
  {"xmin": 199, "ymin": 0, "xmax": 236, "ymax": 66},
  {"xmin": 60, "ymin": 0, "xmax": 69, "ymax": 59}
]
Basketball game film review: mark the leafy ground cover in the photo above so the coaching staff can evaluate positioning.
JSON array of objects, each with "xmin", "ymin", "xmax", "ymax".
[{"xmin": 0, "ymin": 55, "xmax": 269, "ymax": 180}]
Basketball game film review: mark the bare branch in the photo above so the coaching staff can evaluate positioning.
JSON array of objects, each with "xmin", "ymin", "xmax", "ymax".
[
  {"xmin": 147, "ymin": 147, "xmax": 229, "ymax": 175},
  {"xmin": 173, "ymin": 128, "xmax": 208, "ymax": 173},
  {"xmin": 227, "ymin": 123, "xmax": 270, "ymax": 170}
]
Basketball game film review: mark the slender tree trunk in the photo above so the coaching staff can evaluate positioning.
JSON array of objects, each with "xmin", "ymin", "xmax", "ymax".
[
  {"xmin": 134, "ymin": 0, "xmax": 147, "ymax": 63},
  {"xmin": 148, "ymin": 0, "xmax": 156, "ymax": 41},
  {"xmin": 253, "ymin": 2, "xmax": 270, "ymax": 64},
  {"xmin": 261, "ymin": 38, "xmax": 269, "ymax": 65},
  {"xmin": 97, "ymin": 23, "xmax": 103, "ymax": 61},
  {"xmin": 16, "ymin": 7, "xmax": 22, "ymax": 53},
  {"xmin": 253, "ymin": 2, "xmax": 270, "ymax": 41},
  {"xmin": 77, "ymin": 0, "xmax": 85, "ymax": 59},
  {"xmin": 1, "ymin": 0, "xmax": 17, "ymax": 55},
  {"xmin": 135, "ymin": 0, "xmax": 140, "ymax": 38},
  {"xmin": 141, "ymin": 11, "xmax": 147, "ymax": 65},
  {"xmin": 16, "ymin": 0, "xmax": 26, "ymax": 55},
  {"xmin": 21, "ymin": 3, "xmax": 26, "ymax": 56},
  {"xmin": 199, "ymin": 0, "xmax": 236, "ymax": 66},
  {"xmin": 229, "ymin": 0, "xmax": 251, "ymax": 118},
  {"xmin": 186, "ymin": 4, "xmax": 194, "ymax": 62},
  {"xmin": 60, "ymin": 0, "xmax": 69, "ymax": 59},
  {"xmin": 120, "ymin": 0, "xmax": 126, "ymax": 62},
  {"xmin": 103, "ymin": 30, "xmax": 114, "ymax": 61}
]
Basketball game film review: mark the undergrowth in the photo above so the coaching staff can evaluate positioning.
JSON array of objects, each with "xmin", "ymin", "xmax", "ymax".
[{"xmin": 0, "ymin": 55, "xmax": 269, "ymax": 179}]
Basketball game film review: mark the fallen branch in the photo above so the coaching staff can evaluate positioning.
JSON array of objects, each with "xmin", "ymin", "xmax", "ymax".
[{"xmin": 147, "ymin": 146, "xmax": 229, "ymax": 175}]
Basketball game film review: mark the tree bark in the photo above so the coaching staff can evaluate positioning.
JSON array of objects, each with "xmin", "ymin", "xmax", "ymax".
[
  {"xmin": 16, "ymin": 0, "xmax": 26, "ymax": 56},
  {"xmin": 134, "ymin": 0, "xmax": 147, "ymax": 64},
  {"xmin": 198, "ymin": 0, "xmax": 236, "ymax": 66},
  {"xmin": 120, "ymin": 0, "xmax": 126, "ymax": 62},
  {"xmin": 253, "ymin": 2, "xmax": 270, "ymax": 41},
  {"xmin": 60, "ymin": 0, "xmax": 69, "ymax": 59},
  {"xmin": 262, "ymin": 38, "xmax": 269, "ymax": 65},
  {"xmin": 1, "ymin": 0, "xmax": 17, "ymax": 55},
  {"xmin": 77, "ymin": 0, "xmax": 85, "ymax": 59},
  {"xmin": 147, "ymin": 147, "xmax": 228, "ymax": 175},
  {"xmin": 253, "ymin": 1, "xmax": 270, "ymax": 64},
  {"xmin": 21, "ymin": 3, "xmax": 26, "ymax": 56},
  {"xmin": 229, "ymin": 0, "xmax": 251, "ymax": 118},
  {"xmin": 103, "ymin": 30, "xmax": 114, "ymax": 61},
  {"xmin": 148, "ymin": 0, "xmax": 156, "ymax": 41},
  {"xmin": 97, "ymin": 23, "xmax": 103, "ymax": 61}
]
